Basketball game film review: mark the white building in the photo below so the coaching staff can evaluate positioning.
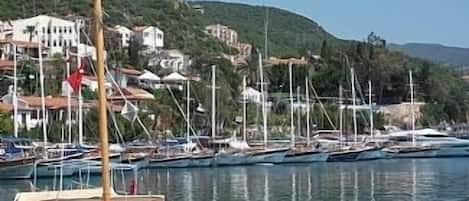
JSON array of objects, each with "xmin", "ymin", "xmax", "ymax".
[
  {"xmin": 159, "ymin": 49, "xmax": 191, "ymax": 72},
  {"xmin": 8, "ymin": 15, "xmax": 79, "ymax": 56},
  {"xmin": 133, "ymin": 26, "xmax": 164, "ymax": 52},
  {"xmin": 110, "ymin": 25, "xmax": 132, "ymax": 48}
]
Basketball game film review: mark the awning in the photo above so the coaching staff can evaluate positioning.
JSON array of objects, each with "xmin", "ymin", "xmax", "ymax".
[
  {"xmin": 138, "ymin": 70, "xmax": 160, "ymax": 81},
  {"xmin": 162, "ymin": 72, "xmax": 187, "ymax": 81}
]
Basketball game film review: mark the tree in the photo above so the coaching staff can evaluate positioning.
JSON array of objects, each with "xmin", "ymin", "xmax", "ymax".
[
  {"xmin": 127, "ymin": 35, "xmax": 145, "ymax": 69},
  {"xmin": 23, "ymin": 25, "xmax": 36, "ymax": 42}
]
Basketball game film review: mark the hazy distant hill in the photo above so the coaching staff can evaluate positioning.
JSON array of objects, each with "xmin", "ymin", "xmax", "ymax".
[{"xmin": 389, "ymin": 43, "xmax": 469, "ymax": 67}]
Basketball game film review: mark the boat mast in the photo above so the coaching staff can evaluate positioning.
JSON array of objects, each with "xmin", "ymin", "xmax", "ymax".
[
  {"xmin": 211, "ymin": 65, "xmax": 216, "ymax": 140},
  {"xmin": 305, "ymin": 77, "xmax": 310, "ymax": 146},
  {"xmin": 339, "ymin": 85, "xmax": 343, "ymax": 147},
  {"xmin": 38, "ymin": 29, "xmax": 47, "ymax": 149},
  {"xmin": 13, "ymin": 44, "xmax": 18, "ymax": 138},
  {"xmin": 76, "ymin": 20, "xmax": 84, "ymax": 145},
  {"xmin": 259, "ymin": 53, "xmax": 268, "ymax": 146},
  {"xmin": 351, "ymin": 68, "xmax": 358, "ymax": 143},
  {"xmin": 66, "ymin": 49, "xmax": 72, "ymax": 144},
  {"xmin": 409, "ymin": 70, "xmax": 416, "ymax": 146},
  {"xmin": 289, "ymin": 62, "xmax": 294, "ymax": 148},
  {"xmin": 186, "ymin": 79, "xmax": 190, "ymax": 151},
  {"xmin": 368, "ymin": 80, "xmax": 374, "ymax": 139},
  {"xmin": 242, "ymin": 76, "xmax": 247, "ymax": 142},
  {"xmin": 93, "ymin": 0, "xmax": 111, "ymax": 200},
  {"xmin": 296, "ymin": 86, "xmax": 301, "ymax": 146}
]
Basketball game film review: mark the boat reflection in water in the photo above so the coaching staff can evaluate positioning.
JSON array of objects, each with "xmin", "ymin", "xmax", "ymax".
[{"xmin": 7, "ymin": 158, "xmax": 469, "ymax": 201}]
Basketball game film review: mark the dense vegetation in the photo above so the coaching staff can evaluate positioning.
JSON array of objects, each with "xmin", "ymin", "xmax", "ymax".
[{"xmin": 0, "ymin": 0, "xmax": 468, "ymax": 141}]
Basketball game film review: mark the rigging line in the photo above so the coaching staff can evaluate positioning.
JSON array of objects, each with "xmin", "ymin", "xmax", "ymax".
[
  {"xmin": 165, "ymin": 85, "xmax": 203, "ymax": 146},
  {"xmin": 81, "ymin": 31, "xmax": 128, "ymax": 142},
  {"xmin": 352, "ymin": 70, "xmax": 371, "ymax": 126},
  {"xmin": 82, "ymin": 29, "xmax": 152, "ymax": 140},
  {"xmin": 308, "ymin": 80, "xmax": 337, "ymax": 130}
]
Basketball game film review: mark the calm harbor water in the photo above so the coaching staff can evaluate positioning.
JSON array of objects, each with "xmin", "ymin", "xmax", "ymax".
[{"xmin": 2, "ymin": 158, "xmax": 469, "ymax": 201}]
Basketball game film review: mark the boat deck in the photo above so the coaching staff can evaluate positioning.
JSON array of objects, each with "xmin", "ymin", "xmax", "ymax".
[{"xmin": 45, "ymin": 198, "xmax": 164, "ymax": 201}]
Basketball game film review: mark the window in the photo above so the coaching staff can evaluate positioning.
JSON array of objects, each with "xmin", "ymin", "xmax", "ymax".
[
  {"xmin": 144, "ymin": 32, "xmax": 149, "ymax": 38},
  {"xmin": 68, "ymin": 27, "xmax": 72, "ymax": 34},
  {"xmin": 59, "ymin": 40, "xmax": 62, "ymax": 47},
  {"xmin": 69, "ymin": 40, "xmax": 72, "ymax": 46},
  {"xmin": 53, "ymin": 27, "xmax": 56, "ymax": 33},
  {"xmin": 157, "ymin": 34, "xmax": 162, "ymax": 39},
  {"xmin": 53, "ymin": 40, "xmax": 57, "ymax": 47},
  {"xmin": 47, "ymin": 40, "xmax": 50, "ymax": 47},
  {"xmin": 59, "ymin": 27, "xmax": 62, "ymax": 33},
  {"xmin": 42, "ymin": 27, "xmax": 45, "ymax": 33}
]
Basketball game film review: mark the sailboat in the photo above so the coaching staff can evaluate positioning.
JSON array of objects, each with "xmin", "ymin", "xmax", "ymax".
[
  {"xmin": 15, "ymin": 0, "xmax": 164, "ymax": 200},
  {"xmin": 186, "ymin": 77, "xmax": 215, "ymax": 167},
  {"xmin": 245, "ymin": 53, "xmax": 288, "ymax": 164},
  {"xmin": 0, "ymin": 45, "xmax": 36, "ymax": 179},
  {"xmin": 212, "ymin": 65, "xmax": 250, "ymax": 166},
  {"xmin": 327, "ymin": 68, "xmax": 377, "ymax": 162},
  {"xmin": 382, "ymin": 70, "xmax": 438, "ymax": 158},
  {"xmin": 282, "ymin": 66, "xmax": 328, "ymax": 163}
]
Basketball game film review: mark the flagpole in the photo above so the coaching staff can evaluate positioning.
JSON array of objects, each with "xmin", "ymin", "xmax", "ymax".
[{"xmin": 93, "ymin": 0, "xmax": 111, "ymax": 200}]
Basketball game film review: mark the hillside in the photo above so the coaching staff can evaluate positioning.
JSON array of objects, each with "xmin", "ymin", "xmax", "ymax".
[
  {"xmin": 193, "ymin": 1, "xmax": 343, "ymax": 57},
  {"xmin": 0, "ymin": 0, "xmax": 468, "ymax": 134},
  {"xmin": 389, "ymin": 43, "xmax": 469, "ymax": 67}
]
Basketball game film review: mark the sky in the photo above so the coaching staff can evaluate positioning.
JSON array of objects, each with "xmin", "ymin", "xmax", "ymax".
[{"xmin": 209, "ymin": 0, "xmax": 469, "ymax": 48}]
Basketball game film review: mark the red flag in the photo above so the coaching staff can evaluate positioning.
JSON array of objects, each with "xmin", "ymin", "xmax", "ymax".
[{"xmin": 67, "ymin": 68, "xmax": 84, "ymax": 92}]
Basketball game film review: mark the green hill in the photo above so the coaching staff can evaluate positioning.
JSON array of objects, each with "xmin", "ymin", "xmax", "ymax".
[
  {"xmin": 0, "ymin": 0, "xmax": 467, "ymax": 131},
  {"xmin": 194, "ymin": 1, "xmax": 344, "ymax": 57}
]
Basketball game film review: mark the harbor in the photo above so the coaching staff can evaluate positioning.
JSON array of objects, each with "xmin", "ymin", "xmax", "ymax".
[
  {"xmin": 0, "ymin": 0, "xmax": 468, "ymax": 200},
  {"xmin": 2, "ymin": 158, "xmax": 469, "ymax": 201}
]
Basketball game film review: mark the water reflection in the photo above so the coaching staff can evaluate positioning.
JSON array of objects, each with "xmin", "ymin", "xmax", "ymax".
[{"xmin": 4, "ymin": 159, "xmax": 469, "ymax": 201}]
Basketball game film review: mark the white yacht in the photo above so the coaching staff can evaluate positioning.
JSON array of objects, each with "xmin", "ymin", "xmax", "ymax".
[{"xmin": 379, "ymin": 128, "xmax": 469, "ymax": 158}]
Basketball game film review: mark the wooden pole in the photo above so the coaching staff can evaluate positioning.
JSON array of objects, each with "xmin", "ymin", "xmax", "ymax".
[{"xmin": 93, "ymin": 0, "xmax": 111, "ymax": 200}]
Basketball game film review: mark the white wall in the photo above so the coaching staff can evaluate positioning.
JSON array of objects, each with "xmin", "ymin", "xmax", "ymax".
[
  {"xmin": 10, "ymin": 15, "xmax": 78, "ymax": 56},
  {"xmin": 114, "ymin": 25, "xmax": 132, "ymax": 48},
  {"xmin": 139, "ymin": 26, "xmax": 164, "ymax": 52}
]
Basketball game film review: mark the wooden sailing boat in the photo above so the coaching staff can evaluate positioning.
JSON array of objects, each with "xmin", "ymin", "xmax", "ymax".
[
  {"xmin": 245, "ymin": 52, "xmax": 288, "ymax": 164},
  {"xmin": 212, "ymin": 65, "xmax": 250, "ymax": 166},
  {"xmin": 327, "ymin": 68, "xmax": 374, "ymax": 162},
  {"xmin": 282, "ymin": 64, "xmax": 328, "ymax": 163},
  {"xmin": 0, "ymin": 44, "xmax": 36, "ymax": 179},
  {"xmin": 15, "ymin": 0, "xmax": 164, "ymax": 200},
  {"xmin": 382, "ymin": 70, "xmax": 438, "ymax": 158}
]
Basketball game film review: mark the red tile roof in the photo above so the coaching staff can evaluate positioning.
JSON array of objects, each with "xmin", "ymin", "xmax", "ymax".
[
  {"xmin": 20, "ymin": 96, "xmax": 79, "ymax": 110},
  {"xmin": 114, "ymin": 67, "xmax": 142, "ymax": 76},
  {"xmin": 0, "ymin": 39, "xmax": 40, "ymax": 48},
  {"xmin": 108, "ymin": 87, "xmax": 154, "ymax": 101}
]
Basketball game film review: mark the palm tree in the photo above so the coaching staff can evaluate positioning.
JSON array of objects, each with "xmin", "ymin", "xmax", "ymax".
[{"xmin": 23, "ymin": 25, "xmax": 37, "ymax": 42}]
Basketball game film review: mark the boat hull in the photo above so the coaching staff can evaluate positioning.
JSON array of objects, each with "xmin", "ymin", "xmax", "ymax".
[
  {"xmin": 384, "ymin": 148, "xmax": 438, "ymax": 158},
  {"xmin": 35, "ymin": 164, "xmax": 75, "ymax": 177},
  {"xmin": 190, "ymin": 155, "xmax": 214, "ymax": 167},
  {"xmin": 147, "ymin": 156, "xmax": 191, "ymax": 168},
  {"xmin": 247, "ymin": 148, "xmax": 288, "ymax": 164},
  {"xmin": 214, "ymin": 152, "xmax": 247, "ymax": 166},
  {"xmin": 281, "ymin": 151, "xmax": 329, "ymax": 163},
  {"xmin": 435, "ymin": 146, "xmax": 469, "ymax": 158},
  {"xmin": 0, "ymin": 158, "xmax": 35, "ymax": 179},
  {"xmin": 327, "ymin": 150, "xmax": 363, "ymax": 162},
  {"xmin": 356, "ymin": 148, "xmax": 385, "ymax": 161}
]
